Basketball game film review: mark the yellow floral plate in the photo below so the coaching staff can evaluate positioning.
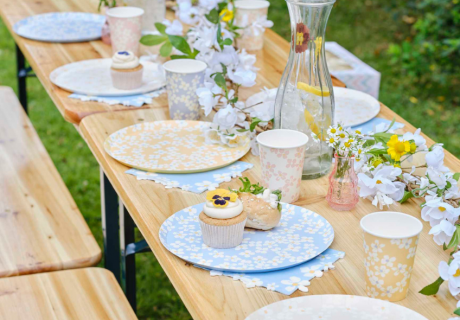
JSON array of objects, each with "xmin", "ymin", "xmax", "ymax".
[{"xmin": 104, "ymin": 120, "xmax": 251, "ymax": 173}]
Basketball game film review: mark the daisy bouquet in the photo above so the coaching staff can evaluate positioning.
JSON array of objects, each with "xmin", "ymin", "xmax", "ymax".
[
  {"xmin": 140, "ymin": 0, "xmax": 274, "ymax": 154},
  {"xmin": 325, "ymin": 121, "xmax": 460, "ymax": 314}
]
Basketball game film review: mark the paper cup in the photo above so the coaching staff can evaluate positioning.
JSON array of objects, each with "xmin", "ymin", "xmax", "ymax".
[
  {"xmin": 234, "ymin": 0, "xmax": 270, "ymax": 51},
  {"xmin": 360, "ymin": 212, "xmax": 423, "ymax": 302},
  {"xmin": 163, "ymin": 59, "xmax": 207, "ymax": 120},
  {"xmin": 257, "ymin": 130, "xmax": 308, "ymax": 203},
  {"xmin": 107, "ymin": 7, "xmax": 144, "ymax": 56}
]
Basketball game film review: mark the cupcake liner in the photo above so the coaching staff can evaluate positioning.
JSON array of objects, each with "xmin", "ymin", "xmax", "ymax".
[
  {"xmin": 200, "ymin": 218, "xmax": 247, "ymax": 249},
  {"xmin": 111, "ymin": 67, "xmax": 143, "ymax": 90}
]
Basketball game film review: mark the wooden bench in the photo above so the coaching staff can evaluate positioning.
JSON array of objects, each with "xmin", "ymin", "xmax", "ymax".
[
  {"xmin": 0, "ymin": 86, "xmax": 101, "ymax": 277},
  {"xmin": 0, "ymin": 268, "xmax": 137, "ymax": 319}
]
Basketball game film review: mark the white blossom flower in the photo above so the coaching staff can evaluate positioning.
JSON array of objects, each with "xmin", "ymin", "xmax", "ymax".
[
  {"xmin": 228, "ymin": 67, "xmax": 257, "ymax": 87},
  {"xmin": 426, "ymin": 146, "xmax": 449, "ymax": 172},
  {"xmin": 249, "ymin": 15, "xmax": 274, "ymax": 36},
  {"xmin": 403, "ymin": 128, "xmax": 427, "ymax": 151},
  {"xmin": 163, "ymin": 19, "xmax": 183, "ymax": 36},
  {"xmin": 421, "ymin": 195, "xmax": 459, "ymax": 226},
  {"xmin": 199, "ymin": 0, "xmax": 222, "ymax": 11},
  {"xmin": 177, "ymin": 1, "xmax": 201, "ymax": 25},
  {"xmin": 426, "ymin": 167, "xmax": 448, "ymax": 189},
  {"xmin": 213, "ymin": 104, "xmax": 238, "ymax": 129},
  {"xmin": 439, "ymin": 253, "xmax": 460, "ymax": 296},
  {"xmin": 429, "ymin": 219, "xmax": 456, "ymax": 245}
]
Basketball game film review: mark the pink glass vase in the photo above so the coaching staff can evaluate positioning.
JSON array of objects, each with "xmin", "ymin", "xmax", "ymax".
[{"xmin": 326, "ymin": 154, "xmax": 359, "ymax": 211}]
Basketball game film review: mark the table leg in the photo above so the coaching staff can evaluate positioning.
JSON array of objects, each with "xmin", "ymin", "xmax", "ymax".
[
  {"xmin": 121, "ymin": 205, "xmax": 137, "ymax": 312},
  {"xmin": 100, "ymin": 168, "xmax": 121, "ymax": 283},
  {"xmin": 16, "ymin": 44, "xmax": 28, "ymax": 114}
]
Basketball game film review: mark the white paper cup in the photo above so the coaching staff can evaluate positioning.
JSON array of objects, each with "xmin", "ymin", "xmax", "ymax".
[
  {"xmin": 163, "ymin": 59, "xmax": 207, "ymax": 120},
  {"xmin": 234, "ymin": 0, "xmax": 270, "ymax": 51},
  {"xmin": 257, "ymin": 129, "xmax": 309, "ymax": 203},
  {"xmin": 360, "ymin": 212, "xmax": 423, "ymax": 301},
  {"xmin": 107, "ymin": 7, "xmax": 144, "ymax": 56}
]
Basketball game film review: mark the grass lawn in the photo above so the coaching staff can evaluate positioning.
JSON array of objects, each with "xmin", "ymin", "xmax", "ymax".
[{"xmin": 0, "ymin": 1, "xmax": 458, "ymax": 319}]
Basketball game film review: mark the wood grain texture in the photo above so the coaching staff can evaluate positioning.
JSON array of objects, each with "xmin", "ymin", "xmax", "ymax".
[
  {"xmin": 0, "ymin": 87, "xmax": 101, "ymax": 277},
  {"xmin": 0, "ymin": 0, "xmax": 345, "ymax": 124},
  {"xmin": 0, "ymin": 268, "xmax": 137, "ymax": 320},
  {"xmin": 80, "ymin": 104, "xmax": 460, "ymax": 320}
]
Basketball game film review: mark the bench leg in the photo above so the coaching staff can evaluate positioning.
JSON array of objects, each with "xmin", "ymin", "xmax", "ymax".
[
  {"xmin": 121, "ymin": 206, "xmax": 137, "ymax": 313},
  {"xmin": 100, "ymin": 169, "xmax": 121, "ymax": 283},
  {"xmin": 16, "ymin": 45, "xmax": 28, "ymax": 114}
]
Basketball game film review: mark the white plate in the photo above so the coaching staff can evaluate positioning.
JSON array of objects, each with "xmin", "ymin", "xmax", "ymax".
[
  {"xmin": 160, "ymin": 203, "xmax": 334, "ymax": 273},
  {"xmin": 50, "ymin": 59, "xmax": 165, "ymax": 96},
  {"xmin": 334, "ymin": 87, "xmax": 380, "ymax": 127},
  {"xmin": 247, "ymin": 87, "xmax": 380, "ymax": 128},
  {"xmin": 13, "ymin": 12, "xmax": 105, "ymax": 43},
  {"xmin": 246, "ymin": 295, "xmax": 428, "ymax": 320}
]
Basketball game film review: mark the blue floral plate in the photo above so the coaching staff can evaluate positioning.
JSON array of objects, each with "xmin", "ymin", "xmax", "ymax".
[
  {"xmin": 160, "ymin": 203, "xmax": 334, "ymax": 273},
  {"xmin": 13, "ymin": 12, "xmax": 106, "ymax": 43}
]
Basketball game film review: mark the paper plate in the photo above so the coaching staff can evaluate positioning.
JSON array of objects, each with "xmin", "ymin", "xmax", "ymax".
[
  {"xmin": 13, "ymin": 12, "xmax": 105, "ymax": 43},
  {"xmin": 246, "ymin": 295, "xmax": 427, "ymax": 320},
  {"xmin": 104, "ymin": 120, "xmax": 250, "ymax": 173},
  {"xmin": 50, "ymin": 59, "xmax": 165, "ymax": 96},
  {"xmin": 159, "ymin": 203, "xmax": 334, "ymax": 273},
  {"xmin": 334, "ymin": 87, "xmax": 380, "ymax": 127},
  {"xmin": 247, "ymin": 87, "xmax": 380, "ymax": 128}
]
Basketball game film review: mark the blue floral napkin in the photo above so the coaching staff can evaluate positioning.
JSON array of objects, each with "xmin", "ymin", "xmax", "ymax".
[
  {"xmin": 202, "ymin": 249, "xmax": 345, "ymax": 295},
  {"xmin": 352, "ymin": 117, "xmax": 404, "ymax": 134},
  {"xmin": 69, "ymin": 88, "xmax": 165, "ymax": 107},
  {"xmin": 126, "ymin": 161, "xmax": 253, "ymax": 193}
]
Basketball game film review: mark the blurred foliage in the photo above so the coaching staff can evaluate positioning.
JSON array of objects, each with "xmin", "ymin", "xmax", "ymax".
[{"xmin": 385, "ymin": 0, "xmax": 460, "ymax": 90}]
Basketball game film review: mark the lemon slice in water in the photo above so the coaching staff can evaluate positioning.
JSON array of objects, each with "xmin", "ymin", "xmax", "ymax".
[{"xmin": 297, "ymin": 82, "xmax": 330, "ymax": 97}]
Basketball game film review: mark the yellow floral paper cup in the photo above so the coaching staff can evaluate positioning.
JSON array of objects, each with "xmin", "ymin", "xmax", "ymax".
[{"xmin": 360, "ymin": 212, "xmax": 423, "ymax": 302}]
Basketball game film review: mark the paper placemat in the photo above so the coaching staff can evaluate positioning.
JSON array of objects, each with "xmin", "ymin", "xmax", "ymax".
[
  {"xmin": 69, "ymin": 88, "xmax": 165, "ymax": 107},
  {"xmin": 126, "ymin": 161, "xmax": 253, "ymax": 193},
  {"xmin": 204, "ymin": 248, "xmax": 345, "ymax": 295}
]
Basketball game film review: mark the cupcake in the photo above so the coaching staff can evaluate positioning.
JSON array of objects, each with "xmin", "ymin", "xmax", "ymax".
[
  {"xmin": 199, "ymin": 189, "xmax": 247, "ymax": 249},
  {"xmin": 110, "ymin": 51, "xmax": 144, "ymax": 90}
]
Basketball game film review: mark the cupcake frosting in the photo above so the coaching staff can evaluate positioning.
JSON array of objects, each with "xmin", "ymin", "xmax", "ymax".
[
  {"xmin": 204, "ymin": 189, "xmax": 243, "ymax": 219},
  {"xmin": 111, "ymin": 51, "xmax": 139, "ymax": 69}
]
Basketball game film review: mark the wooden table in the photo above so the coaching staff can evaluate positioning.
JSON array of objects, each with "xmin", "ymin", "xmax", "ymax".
[
  {"xmin": 80, "ymin": 105, "xmax": 460, "ymax": 320},
  {"xmin": 0, "ymin": 0, "xmax": 345, "ymax": 124},
  {"xmin": 3, "ymin": 0, "xmax": 460, "ymax": 319}
]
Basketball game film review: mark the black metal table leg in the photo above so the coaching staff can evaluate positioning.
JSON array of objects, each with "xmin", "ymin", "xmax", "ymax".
[
  {"xmin": 101, "ymin": 169, "xmax": 121, "ymax": 283},
  {"xmin": 16, "ymin": 44, "xmax": 28, "ymax": 114},
  {"xmin": 121, "ymin": 206, "xmax": 137, "ymax": 312}
]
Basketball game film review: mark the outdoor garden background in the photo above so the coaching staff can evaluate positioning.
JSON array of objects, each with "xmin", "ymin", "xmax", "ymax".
[{"xmin": 0, "ymin": 0, "xmax": 458, "ymax": 319}]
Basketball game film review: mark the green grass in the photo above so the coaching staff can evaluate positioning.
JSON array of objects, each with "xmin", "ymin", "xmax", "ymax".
[{"xmin": 0, "ymin": 1, "xmax": 458, "ymax": 319}]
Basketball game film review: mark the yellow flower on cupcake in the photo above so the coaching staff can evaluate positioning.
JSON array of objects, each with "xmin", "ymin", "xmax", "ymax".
[
  {"xmin": 206, "ymin": 189, "xmax": 238, "ymax": 208},
  {"xmin": 386, "ymin": 134, "xmax": 411, "ymax": 161}
]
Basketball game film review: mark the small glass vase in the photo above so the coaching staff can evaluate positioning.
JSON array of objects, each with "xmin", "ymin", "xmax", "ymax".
[{"xmin": 326, "ymin": 154, "xmax": 359, "ymax": 211}]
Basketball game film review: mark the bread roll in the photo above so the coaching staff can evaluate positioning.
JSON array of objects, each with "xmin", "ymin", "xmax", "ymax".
[{"xmin": 239, "ymin": 193, "xmax": 281, "ymax": 230}]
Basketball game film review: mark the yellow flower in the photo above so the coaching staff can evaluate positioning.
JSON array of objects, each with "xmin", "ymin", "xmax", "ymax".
[
  {"xmin": 344, "ymin": 142, "xmax": 351, "ymax": 148},
  {"xmin": 410, "ymin": 142, "xmax": 417, "ymax": 153},
  {"xmin": 393, "ymin": 162, "xmax": 401, "ymax": 168},
  {"xmin": 330, "ymin": 128, "xmax": 336, "ymax": 134},
  {"xmin": 206, "ymin": 189, "xmax": 237, "ymax": 202},
  {"xmin": 372, "ymin": 159, "xmax": 383, "ymax": 168},
  {"xmin": 219, "ymin": 8, "xmax": 234, "ymax": 22},
  {"xmin": 386, "ymin": 135, "xmax": 410, "ymax": 161},
  {"xmin": 339, "ymin": 133, "xmax": 346, "ymax": 139},
  {"xmin": 355, "ymin": 129, "xmax": 361, "ymax": 134}
]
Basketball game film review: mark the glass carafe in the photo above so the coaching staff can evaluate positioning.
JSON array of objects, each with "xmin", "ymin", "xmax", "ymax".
[{"xmin": 274, "ymin": 0, "xmax": 335, "ymax": 180}]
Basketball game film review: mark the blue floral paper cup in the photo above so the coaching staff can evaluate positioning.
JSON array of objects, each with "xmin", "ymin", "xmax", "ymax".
[{"xmin": 163, "ymin": 59, "xmax": 207, "ymax": 120}]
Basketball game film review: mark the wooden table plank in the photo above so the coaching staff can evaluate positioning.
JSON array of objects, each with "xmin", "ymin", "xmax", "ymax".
[
  {"xmin": 0, "ymin": 0, "xmax": 344, "ymax": 125},
  {"xmin": 0, "ymin": 87, "xmax": 101, "ymax": 277},
  {"xmin": 0, "ymin": 268, "xmax": 138, "ymax": 319},
  {"xmin": 80, "ymin": 104, "xmax": 460, "ymax": 320}
]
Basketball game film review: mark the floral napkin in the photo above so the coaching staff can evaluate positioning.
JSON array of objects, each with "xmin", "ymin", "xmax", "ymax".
[
  {"xmin": 69, "ymin": 88, "xmax": 165, "ymax": 107},
  {"xmin": 201, "ymin": 249, "xmax": 345, "ymax": 295},
  {"xmin": 126, "ymin": 161, "xmax": 253, "ymax": 193}
]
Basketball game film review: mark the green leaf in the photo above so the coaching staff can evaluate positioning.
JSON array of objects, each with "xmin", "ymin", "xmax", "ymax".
[
  {"xmin": 155, "ymin": 22, "xmax": 167, "ymax": 35},
  {"xmin": 454, "ymin": 173, "xmax": 460, "ymax": 181},
  {"xmin": 221, "ymin": 38, "xmax": 233, "ymax": 46},
  {"xmin": 205, "ymin": 8, "xmax": 219, "ymax": 24},
  {"xmin": 454, "ymin": 308, "xmax": 460, "ymax": 316},
  {"xmin": 159, "ymin": 42, "xmax": 173, "ymax": 57},
  {"xmin": 216, "ymin": 22, "xmax": 223, "ymax": 49},
  {"xmin": 366, "ymin": 148, "xmax": 388, "ymax": 156},
  {"xmin": 250, "ymin": 117, "xmax": 262, "ymax": 132},
  {"xmin": 140, "ymin": 34, "xmax": 167, "ymax": 46},
  {"xmin": 213, "ymin": 73, "xmax": 227, "ymax": 92},
  {"xmin": 419, "ymin": 277, "xmax": 444, "ymax": 295},
  {"xmin": 445, "ymin": 227, "xmax": 460, "ymax": 250},
  {"xmin": 168, "ymin": 35, "xmax": 192, "ymax": 55},
  {"xmin": 170, "ymin": 54, "xmax": 189, "ymax": 60},
  {"xmin": 399, "ymin": 191, "xmax": 414, "ymax": 204},
  {"xmin": 383, "ymin": 118, "xmax": 396, "ymax": 133}
]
